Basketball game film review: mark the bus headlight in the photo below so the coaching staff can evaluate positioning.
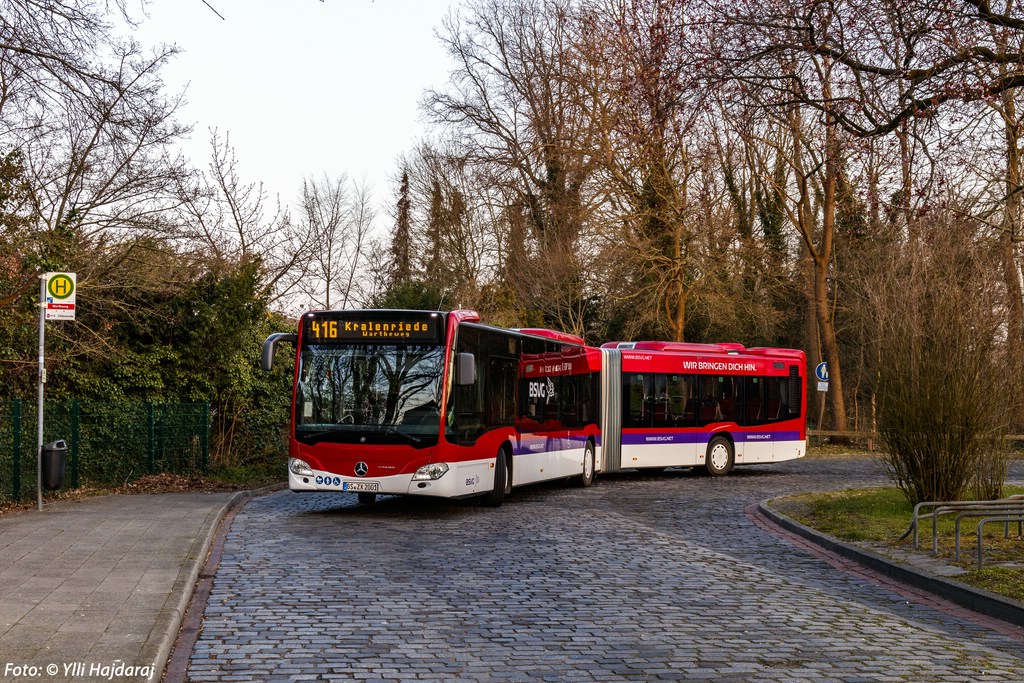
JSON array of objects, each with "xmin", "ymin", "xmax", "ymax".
[
  {"xmin": 289, "ymin": 458, "xmax": 314, "ymax": 477},
  {"xmin": 412, "ymin": 463, "xmax": 449, "ymax": 481}
]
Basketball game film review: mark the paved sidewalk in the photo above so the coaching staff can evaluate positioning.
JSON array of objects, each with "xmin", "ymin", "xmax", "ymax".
[{"xmin": 0, "ymin": 491, "xmax": 242, "ymax": 683}]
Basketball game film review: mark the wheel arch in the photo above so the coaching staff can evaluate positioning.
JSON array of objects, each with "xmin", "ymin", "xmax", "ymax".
[
  {"xmin": 709, "ymin": 430, "xmax": 735, "ymax": 449},
  {"xmin": 499, "ymin": 439, "xmax": 514, "ymax": 490}
]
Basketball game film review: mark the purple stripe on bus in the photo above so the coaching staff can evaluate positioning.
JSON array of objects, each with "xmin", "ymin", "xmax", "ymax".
[
  {"xmin": 621, "ymin": 433, "xmax": 705, "ymax": 445},
  {"xmin": 621, "ymin": 431, "xmax": 802, "ymax": 445},
  {"xmin": 511, "ymin": 433, "xmax": 600, "ymax": 456}
]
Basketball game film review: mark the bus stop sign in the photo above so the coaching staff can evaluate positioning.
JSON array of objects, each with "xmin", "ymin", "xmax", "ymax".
[{"xmin": 44, "ymin": 272, "xmax": 76, "ymax": 321}]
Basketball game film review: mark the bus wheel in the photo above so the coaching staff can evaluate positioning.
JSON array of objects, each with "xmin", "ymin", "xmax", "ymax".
[
  {"xmin": 357, "ymin": 492, "xmax": 376, "ymax": 505},
  {"xmin": 482, "ymin": 448, "xmax": 510, "ymax": 507},
  {"xmin": 704, "ymin": 436, "xmax": 734, "ymax": 477},
  {"xmin": 576, "ymin": 440, "xmax": 596, "ymax": 488}
]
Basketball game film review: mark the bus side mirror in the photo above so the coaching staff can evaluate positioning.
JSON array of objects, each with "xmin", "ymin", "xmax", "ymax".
[
  {"xmin": 456, "ymin": 352, "xmax": 476, "ymax": 385},
  {"xmin": 261, "ymin": 333, "xmax": 297, "ymax": 371}
]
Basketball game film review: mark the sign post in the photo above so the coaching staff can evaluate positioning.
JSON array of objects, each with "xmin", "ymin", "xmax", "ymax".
[
  {"xmin": 814, "ymin": 361, "xmax": 828, "ymax": 431},
  {"xmin": 37, "ymin": 272, "xmax": 76, "ymax": 511}
]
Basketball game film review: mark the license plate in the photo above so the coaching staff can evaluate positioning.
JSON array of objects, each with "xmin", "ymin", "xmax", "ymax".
[{"xmin": 342, "ymin": 481, "xmax": 379, "ymax": 492}]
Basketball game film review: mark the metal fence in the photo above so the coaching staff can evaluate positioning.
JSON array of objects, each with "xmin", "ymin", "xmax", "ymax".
[{"xmin": 0, "ymin": 400, "xmax": 210, "ymax": 503}]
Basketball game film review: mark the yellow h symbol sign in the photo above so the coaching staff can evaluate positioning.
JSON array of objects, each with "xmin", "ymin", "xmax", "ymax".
[{"xmin": 48, "ymin": 274, "xmax": 74, "ymax": 300}]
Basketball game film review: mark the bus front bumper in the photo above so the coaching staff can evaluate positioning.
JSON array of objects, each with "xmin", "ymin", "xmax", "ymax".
[{"xmin": 287, "ymin": 458, "xmax": 494, "ymax": 498}]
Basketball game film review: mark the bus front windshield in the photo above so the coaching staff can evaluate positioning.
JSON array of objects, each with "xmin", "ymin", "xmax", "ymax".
[{"xmin": 296, "ymin": 343, "xmax": 446, "ymax": 446}]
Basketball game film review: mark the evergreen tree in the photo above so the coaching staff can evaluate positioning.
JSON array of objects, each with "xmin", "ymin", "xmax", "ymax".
[
  {"xmin": 389, "ymin": 170, "xmax": 413, "ymax": 287},
  {"xmin": 425, "ymin": 179, "xmax": 444, "ymax": 282}
]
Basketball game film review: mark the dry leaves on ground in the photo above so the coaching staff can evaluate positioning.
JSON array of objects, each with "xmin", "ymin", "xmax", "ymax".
[{"xmin": 0, "ymin": 473, "xmax": 257, "ymax": 518}]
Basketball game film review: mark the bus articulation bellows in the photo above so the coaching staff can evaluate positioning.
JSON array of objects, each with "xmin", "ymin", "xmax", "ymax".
[{"xmin": 261, "ymin": 309, "xmax": 602, "ymax": 507}]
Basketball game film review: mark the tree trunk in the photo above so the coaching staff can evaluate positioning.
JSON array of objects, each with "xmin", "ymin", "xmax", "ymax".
[
  {"xmin": 1001, "ymin": 88, "xmax": 1024, "ymax": 358},
  {"xmin": 818, "ymin": 120, "xmax": 848, "ymax": 434}
]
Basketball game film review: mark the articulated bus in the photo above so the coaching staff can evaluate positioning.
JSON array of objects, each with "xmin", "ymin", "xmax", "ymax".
[
  {"xmin": 261, "ymin": 309, "xmax": 602, "ymax": 506},
  {"xmin": 597, "ymin": 341, "xmax": 807, "ymax": 476}
]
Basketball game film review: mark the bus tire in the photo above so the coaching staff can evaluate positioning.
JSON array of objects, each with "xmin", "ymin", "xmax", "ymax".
[
  {"xmin": 703, "ymin": 436, "xmax": 734, "ymax": 477},
  {"xmin": 357, "ymin": 492, "xmax": 376, "ymax": 505},
  {"xmin": 576, "ymin": 440, "xmax": 596, "ymax": 487},
  {"xmin": 482, "ymin": 447, "xmax": 510, "ymax": 507}
]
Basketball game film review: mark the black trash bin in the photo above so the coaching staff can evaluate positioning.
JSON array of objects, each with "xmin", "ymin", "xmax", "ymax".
[{"xmin": 42, "ymin": 440, "xmax": 67, "ymax": 491}]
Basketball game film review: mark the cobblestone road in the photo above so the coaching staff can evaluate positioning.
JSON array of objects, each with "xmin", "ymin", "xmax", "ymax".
[{"xmin": 188, "ymin": 457, "xmax": 1024, "ymax": 682}]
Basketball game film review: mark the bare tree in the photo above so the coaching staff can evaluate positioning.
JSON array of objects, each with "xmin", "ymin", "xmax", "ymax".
[
  {"xmin": 0, "ymin": 1, "xmax": 147, "ymax": 122},
  {"xmin": 0, "ymin": 0, "xmax": 204, "ymax": 377},
  {"xmin": 963, "ymin": 20, "xmax": 1024, "ymax": 370},
  {"xmin": 176, "ymin": 131, "xmax": 309, "ymax": 308},
  {"xmin": 342, "ymin": 180, "xmax": 375, "ymax": 308},
  {"xmin": 407, "ymin": 143, "xmax": 498, "ymax": 306},
  {"xmin": 710, "ymin": 3, "xmax": 863, "ymax": 432},
  {"xmin": 425, "ymin": 0, "xmax": 601, "ymax": 335},
  {"xmin": 868, "ymin": 212, "xmax": 1017, "ymax": 503},
  {"xmin": 297, "ymin": 173, "xmax": 373, "ymax": 310},
  {"xmin": 2, "ymin": 1, "xmax": 189, "ymax": 237},
  {"xmin": 708, "ymin": 106, "xmax": 801, "ymax": 346},
  {"xmin": 715, "ymin": 0, "xmax": 1024, "ymax": 137},
  {"xmin": 366, "ymin": 139, "xmax": 518, "ymax": 315},
  {"xmin": 583, "ymin": 0, "xmax": 729, "ymax": 342}
]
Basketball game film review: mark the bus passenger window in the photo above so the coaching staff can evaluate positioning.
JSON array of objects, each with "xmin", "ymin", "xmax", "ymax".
[
  {"xmin": 624, "ymin": 373, "xmax": 650, "ymax": 428},
  {"xmin": 652, "ymin": 375, "xmax": 670, "ymax": 426},
  {"xmin": 697, "ymin": 375, "xmax": 721, "ymax": 425},
  {"xmin": 743, "ymin": 376, "xmax": 764, "ymax": 426},
  {"xmin": 766, "ymin": 376, "xmax": 784, "ymax": 420}
]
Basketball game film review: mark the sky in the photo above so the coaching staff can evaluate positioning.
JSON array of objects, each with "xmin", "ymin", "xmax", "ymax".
[{"xmin": 130, "ymin": 0, "xmax": 456, "ymax": 220}]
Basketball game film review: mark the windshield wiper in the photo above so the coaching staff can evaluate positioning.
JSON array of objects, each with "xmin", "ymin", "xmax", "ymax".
[
  {"xmin": 296, "ymin": 425, "xmax": 423, "ymax": 445},
  {"xmin": 296, "ymin": 428, "xmax": 350, "ymax": 443},
  {"xmin": 380, "ymin": 425, "xmax": 422, "ymax": 445}
]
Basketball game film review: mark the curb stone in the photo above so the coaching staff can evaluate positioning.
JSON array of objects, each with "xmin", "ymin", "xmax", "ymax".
[
  {"xmin": 758, "ymin": 499, "xmax": 1024, "ymax": 628},
  {"xmin": 151, "ymin": 483, "xmax": 284, "ymax": 683}
]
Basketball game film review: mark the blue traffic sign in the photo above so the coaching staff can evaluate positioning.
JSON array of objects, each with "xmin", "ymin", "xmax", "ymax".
[{"xmin": 815, "ymin": 362, "xmax": 829, "ymax": 382}]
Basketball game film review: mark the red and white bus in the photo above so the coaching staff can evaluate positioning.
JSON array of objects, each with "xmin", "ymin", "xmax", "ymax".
[
  {"xmin": 262, "ymin": 309, "xmax": 602, "ymax": 506},
  {"xmin": 596, "ymin": 341, "xmax": 806, "ymax": 476}
]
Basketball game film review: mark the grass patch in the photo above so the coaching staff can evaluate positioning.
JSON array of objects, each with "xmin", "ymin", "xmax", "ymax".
[
  {"xmin": 772, "ymin": 487, "xmax": 913, "ymax": 542},
  {"xmin": 958, "ymin": 568, "xmax": 1024, "ymax": 603},
  {"xmin": 771, "ymin": 486, "xmax": 1024, "ymax": 604}
]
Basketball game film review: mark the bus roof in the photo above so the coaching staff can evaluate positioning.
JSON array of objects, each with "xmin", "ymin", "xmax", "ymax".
[
  {"xmin": 603, "ymin": 340, "xmax": 805, "ymax": 361},
  {"xmin": 745, "ymin": 347, "xmax": 806, "ymax": 360},
  {"xmin": 601, "ymin": 341, "xmax": 745, "ymax": 354},
  {"xmin": 516, "ymin": 328, "xmax": 586, "ymax": 345}
]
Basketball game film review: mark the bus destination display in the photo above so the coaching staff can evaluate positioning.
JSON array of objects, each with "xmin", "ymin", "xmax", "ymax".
[{"xmin": 304, "ymin": 313, "xmax": 441, "ymax": 343}]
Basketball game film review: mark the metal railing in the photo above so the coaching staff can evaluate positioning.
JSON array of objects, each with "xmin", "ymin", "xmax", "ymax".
[
  {"xmin": 952, "ymin": 505, "xmax": 1024, "ymax": 560},
  {"xmin": 1, "ymin": 400, "xmax": 210, "ymax": 503},
  {"xmin": 975, "ymin": 516, "xmax": 1024, "ymax": 569},
  {"xmin": 909, "ymin": 495, "xmax": 1024, "ymax": 569},
  {"xmin": 806, "ymin": 429, "xmax": 877, "ymax": 450}
]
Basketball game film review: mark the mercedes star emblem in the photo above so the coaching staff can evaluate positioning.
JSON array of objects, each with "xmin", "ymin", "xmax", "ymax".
[{"xmin": 354, "ymin": 462, "xmax": 368, "ymax": 477}]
